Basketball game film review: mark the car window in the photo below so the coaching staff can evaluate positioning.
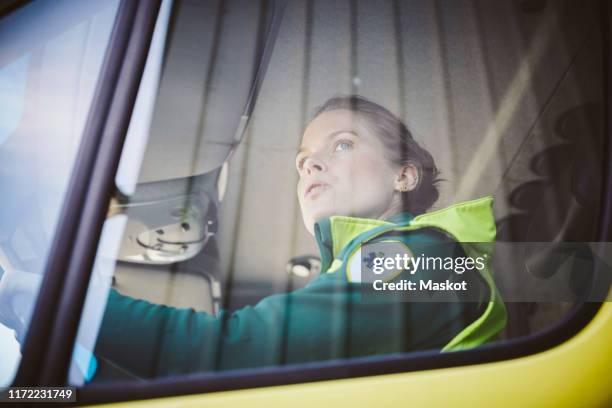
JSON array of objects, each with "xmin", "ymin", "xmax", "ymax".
[
  {"xmin": 0, "ymin": 54, "xmax": 28, "ymax": 147},
  {"xmin": 70, "ymin": 0, "xmax": 608, "ymax": 387},
  {"xmin": 0, "ymin": 0, "xmax": 120, "ymax": 386}
]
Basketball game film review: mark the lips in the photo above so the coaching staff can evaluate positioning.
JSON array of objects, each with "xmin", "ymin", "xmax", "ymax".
[{"xmin": 304, "ymin": 181, "xmax": 330, "ymax": 198}]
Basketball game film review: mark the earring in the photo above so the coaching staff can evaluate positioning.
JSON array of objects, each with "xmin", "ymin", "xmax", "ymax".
[{"xmin": 398, "ymin": 184, "xmax": 409, "ymax": 193}]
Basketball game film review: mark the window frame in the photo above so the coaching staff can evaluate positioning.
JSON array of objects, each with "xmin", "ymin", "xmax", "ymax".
[
  {"xmin": 11, "ymin": 0, "xmax": 162, "ymax": 386},
  {"xmin": 7, "ymin": 0, "xmax": 612, "ymax": 403}
]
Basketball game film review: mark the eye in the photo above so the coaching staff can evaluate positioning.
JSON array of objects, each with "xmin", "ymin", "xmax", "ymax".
[{"xmin": 334, "ymin": 140, "xmax": 353, "ymax": 152}]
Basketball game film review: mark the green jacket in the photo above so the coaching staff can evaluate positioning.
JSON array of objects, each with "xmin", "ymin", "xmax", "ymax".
[{"xmin": 94, "ymin": 197, "xmax": 506, "ymax": 379}]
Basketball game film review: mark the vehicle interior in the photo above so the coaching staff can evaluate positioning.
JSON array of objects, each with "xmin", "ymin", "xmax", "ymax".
[{"xmin": 105, "ymin": 0, "xmax": 605, "ymax": 335}]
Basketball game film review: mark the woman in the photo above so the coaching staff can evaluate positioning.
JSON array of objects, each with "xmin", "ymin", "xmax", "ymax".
[{"xmin": 94, "ymin": 95, "xmax": 506, "ymax": 378}]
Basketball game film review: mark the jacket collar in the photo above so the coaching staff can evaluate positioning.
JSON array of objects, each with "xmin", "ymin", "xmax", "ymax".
[{"xmin": 314, "ymin": 212, "xmax": 414, "ymax": 272}]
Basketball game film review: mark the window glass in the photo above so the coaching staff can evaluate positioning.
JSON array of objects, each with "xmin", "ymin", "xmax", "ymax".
[
  {"xmin": 0, "ymin": 55, "xmax": 28, "ymax": 147},
  {"xmin": 0, "ymin": 0, "xmax": 120, "ymax": 386},
  {"xmin": 72, "ymin": 0, "xmax": 608, "ymax": 385}
]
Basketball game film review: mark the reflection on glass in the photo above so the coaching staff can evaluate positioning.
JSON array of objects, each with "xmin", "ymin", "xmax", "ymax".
[{"xmin": 0, "ymin": 0, "xmax": 120, "ymax": 386}]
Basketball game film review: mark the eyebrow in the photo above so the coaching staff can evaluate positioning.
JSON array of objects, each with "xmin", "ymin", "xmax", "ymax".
[{"xmin": 296, "ymin": 130, "xmax": 359, "ymax": 158}]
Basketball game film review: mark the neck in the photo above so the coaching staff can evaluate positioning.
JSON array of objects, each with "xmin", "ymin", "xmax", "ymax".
[{"xmin": 376, "ymin": 194, "xmax": 404, "ymax": 221}]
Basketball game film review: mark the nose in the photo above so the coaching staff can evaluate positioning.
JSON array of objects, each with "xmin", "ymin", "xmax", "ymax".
[{"xmin": 303, "ymin": 155, "xmax": 326, "ymax": 175}]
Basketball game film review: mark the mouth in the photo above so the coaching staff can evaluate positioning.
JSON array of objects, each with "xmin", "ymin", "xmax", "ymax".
[{"xmin": 305, "ymin": 181, "xmax": 330, "ymax": 198}]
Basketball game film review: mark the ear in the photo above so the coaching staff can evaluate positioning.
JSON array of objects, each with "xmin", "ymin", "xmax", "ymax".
[{"xmin": 394, "ymin": 162, "xmax": 419, "ymax": 192}]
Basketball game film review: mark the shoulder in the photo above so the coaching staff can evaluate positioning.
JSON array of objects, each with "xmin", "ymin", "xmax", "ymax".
[{"xmin": 344, "ymin": 227, "xmax": 462, "ymax": 283}]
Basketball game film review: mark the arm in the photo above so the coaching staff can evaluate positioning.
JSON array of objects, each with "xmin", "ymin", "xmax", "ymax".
[{"xmin": 94, "ymin": 268, "xmax": 479, "ymax": 378}]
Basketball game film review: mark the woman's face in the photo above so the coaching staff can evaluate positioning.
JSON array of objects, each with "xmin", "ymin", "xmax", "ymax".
[{"xmin": 296, "ymin": 109, "xmax": 399, "ymax": 235}]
